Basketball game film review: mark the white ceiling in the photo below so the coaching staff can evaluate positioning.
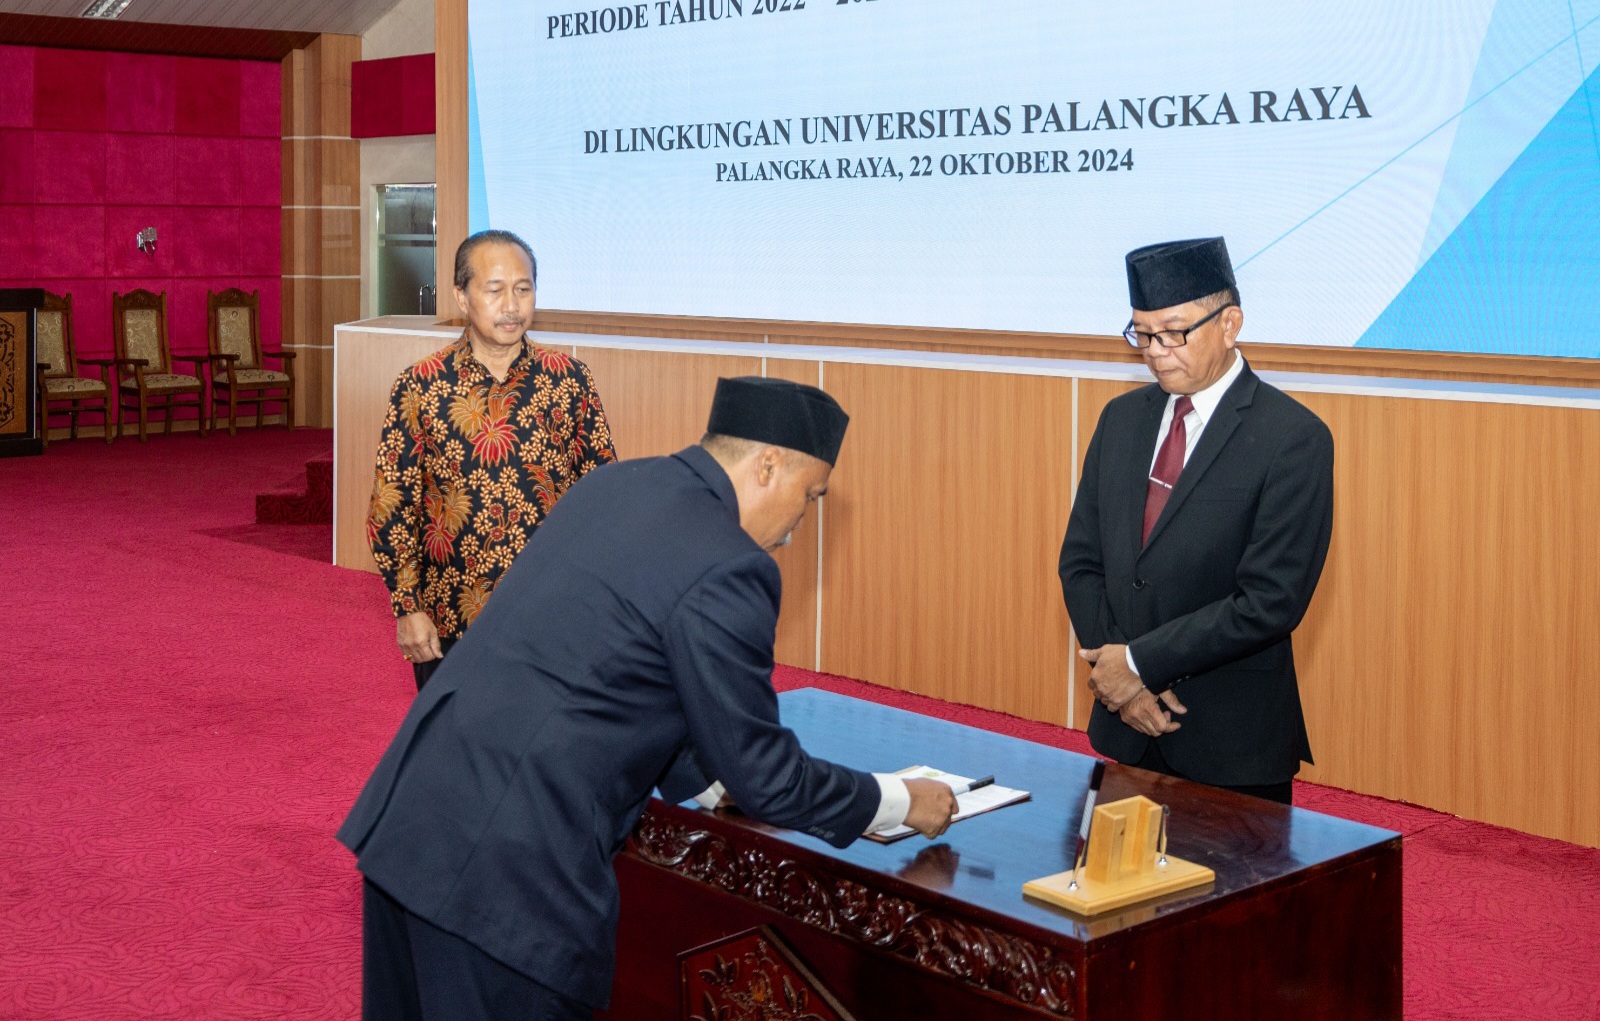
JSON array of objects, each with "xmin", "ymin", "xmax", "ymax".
[{"xmin": 0, "ymin": 0, "xmax": 405, "ymax": 36}]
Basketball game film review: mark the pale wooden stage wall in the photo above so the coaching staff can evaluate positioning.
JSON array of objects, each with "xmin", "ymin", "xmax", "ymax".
[{"xmin": 334, "ymin": 318, "xmax": 1599, "ymax": 848}]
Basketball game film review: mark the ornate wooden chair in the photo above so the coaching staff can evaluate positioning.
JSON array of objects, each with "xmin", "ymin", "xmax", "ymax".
[
  {"xmin": 207, "ymin": 288, "xmax": 295, "ymax": 434},
  {"xmin": 112, "ymin": 289, "xmax": 213, "ymax": 442},
  {"xmin": 35, "ymin": 290, "xmax": 116, "ymax": 448}
]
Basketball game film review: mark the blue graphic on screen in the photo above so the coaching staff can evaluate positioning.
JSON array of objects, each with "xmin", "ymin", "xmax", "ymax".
[
  {"xmin": 1362, "ymin": 67, "xmax": 1600, "ymax": 356},
  {"xmin": 468, "ymin": 0, "xmax": 1600, "ymax": 359},
  {"xmin": 467, "ymin": 48, "xmax": 489, "ymax": 236}
]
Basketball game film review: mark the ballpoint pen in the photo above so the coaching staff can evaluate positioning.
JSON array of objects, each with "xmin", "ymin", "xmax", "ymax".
[
  {"xmin": 946, "ymin": 774, "xmax": 995, "ymax": 797},
  {"xmin": 1157, "ymin": 803, "xmax": 1170, "ymax": 867},
  {"xmin": 1068, "ymin": 761, "xmax": 1107, "ymax": 890}
]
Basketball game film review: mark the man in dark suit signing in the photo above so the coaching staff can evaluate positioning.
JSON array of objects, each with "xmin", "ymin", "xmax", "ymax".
[
  {"xmin": 338, "ymin": 377, "xmax": 958, "ymax": 1021},
  {"xmin": 1059, "ymin": 237, "xmax": 1334, "ymax": 805}
]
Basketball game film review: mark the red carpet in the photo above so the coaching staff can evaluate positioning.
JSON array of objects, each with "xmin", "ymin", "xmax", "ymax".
[
  {"xmin": 3, "ymin": 432, "xmax": 1598, "ymax": 1020},
  {"xmin": 255, "ymin": 452, "xmax": 333, "ymax": 525}
]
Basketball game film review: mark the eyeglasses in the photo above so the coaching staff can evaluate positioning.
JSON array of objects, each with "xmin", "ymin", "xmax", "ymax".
[{"xmin": 1122, "ymin": 304, "xmax": 1232, "ymax": 349}]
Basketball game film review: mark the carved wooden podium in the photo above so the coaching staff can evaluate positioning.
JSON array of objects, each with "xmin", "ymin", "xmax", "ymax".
[
  {"xmin": 614, "ymin": 690, "xmax": 1402, "ymax": 1021},
  {"xmin": 680, "ymin": 926, "xmax": 856, "ymax": 1021},
  {"xmin": 0, "ymin": 288, "xmax": 45, "ymax": 458}
]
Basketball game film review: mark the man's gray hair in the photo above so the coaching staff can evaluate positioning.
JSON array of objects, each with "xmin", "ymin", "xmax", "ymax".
[
  {"xmin": 699, "ymin": 433, "xmax": 764, "ymax": 461},
  {"xmin": 453, "ymin": 230, "xmax": 537, "ymax": 290}
]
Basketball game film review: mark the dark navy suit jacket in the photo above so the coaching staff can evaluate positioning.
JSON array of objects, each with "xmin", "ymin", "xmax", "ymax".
[
  {"xmin": 1060, "ymin": 363, "xmax": 1334, "ymax": 787},
  {"xmin": 337, "ymin": 445, "xmax": 880, "ymax": 1007}
]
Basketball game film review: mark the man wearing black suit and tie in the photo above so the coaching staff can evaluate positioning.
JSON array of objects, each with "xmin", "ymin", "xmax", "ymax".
[
  {"xmin": 1059, "ymin": 238, "xmax": 1335, "ymax": 805},
  {"xmin": 338, "ymin": 377, "xmax": 958, "ymax": 1021}
]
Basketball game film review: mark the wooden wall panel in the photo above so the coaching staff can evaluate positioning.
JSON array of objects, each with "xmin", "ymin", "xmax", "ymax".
[
  {"xmin": 331, "ymin": 321, "xmax": 455, "ymax": 571},
  {"xmin": 336, "ymin": 323, "xmax": 1600, "ymax": 845},
  {"xmin": 298, "ymin": 139, "xmax": 360, "ymax": 207},
  {"xmin": 317, "ymin": 38, "xmax": 357, "ymax": 139},
  {"xmin": 320, "ymin": 208, "xmax": 362, "ymax": 277},
  {"xmin": 1289, "ymin": 393, "xmax": 1600, "ymax": 846},
  {"xmin": 819, "ymin": 364, "xmax": 1077, "ymax": 725},
  {"xmin": 281, "ymin": 33, "xmax": 361, "ymax": 429},
  {"xmin": 1067, "ymin": 377, "xmax": 1144, "ymax": 730},
  {"xmin": 574, "ymin": 348, "xmax": 760, "ymax": 461},
  {"xmin": 766, "ymin": 359, "xmax": 824, "ymax": 671},
  {"xmin": 434, "ymin": 0, "xmax": 469, "ymax": 318}
]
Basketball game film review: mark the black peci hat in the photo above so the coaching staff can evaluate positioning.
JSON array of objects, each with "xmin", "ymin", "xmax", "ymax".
[
  {"xmin": 706, "ymin": 377, "xmax": 850, "ymax": 466},
  {"xmin": 1126, "ymin": 237, "xmax": 1236, "ymax": 311}
]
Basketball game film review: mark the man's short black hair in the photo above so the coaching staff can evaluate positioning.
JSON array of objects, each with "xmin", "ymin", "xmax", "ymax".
[{"xmin": 454, "ymin": 230, "xmax": 537, "ymax": 291}]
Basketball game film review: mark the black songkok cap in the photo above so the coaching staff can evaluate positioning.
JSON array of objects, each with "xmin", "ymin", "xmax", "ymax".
[
  {"xmin": 1125, "ymin": 237, "xmax": 1236, "ymax": 311},
  {"xmin": 706, "ymin": 377, "xmax": 850, "ymax": 466}
]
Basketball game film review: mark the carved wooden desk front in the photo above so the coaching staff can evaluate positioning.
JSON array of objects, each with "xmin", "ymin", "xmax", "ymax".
[{"xmin": 614, "ymin": 689, "xmax": 1401, "ymax": 1021}]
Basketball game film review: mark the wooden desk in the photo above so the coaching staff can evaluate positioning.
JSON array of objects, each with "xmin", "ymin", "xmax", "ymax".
[{"xmin": 615, "ymin": 689, "xmax": 1401, "ymax": 1020}]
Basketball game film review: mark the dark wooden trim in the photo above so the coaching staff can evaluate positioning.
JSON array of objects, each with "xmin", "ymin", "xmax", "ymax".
[{"xmin": 0, "ymin": 11, "xmax": 316, "ymax": 61}]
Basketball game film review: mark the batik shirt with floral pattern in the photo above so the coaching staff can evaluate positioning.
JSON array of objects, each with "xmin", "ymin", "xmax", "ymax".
[{"xmin": 366, "ymin": 336, "xmax": 616, "ymax": 637}]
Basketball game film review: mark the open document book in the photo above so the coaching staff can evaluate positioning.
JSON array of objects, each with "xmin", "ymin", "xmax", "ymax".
[{"xmin": 866, "ymin": 766, "xmax": 1031, "ymax": 843}]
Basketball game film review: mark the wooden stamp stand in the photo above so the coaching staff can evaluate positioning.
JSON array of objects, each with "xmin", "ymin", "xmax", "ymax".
[{"xmin": 1023, "ymin": 795, "xmax": 1214, "ymax": 916}]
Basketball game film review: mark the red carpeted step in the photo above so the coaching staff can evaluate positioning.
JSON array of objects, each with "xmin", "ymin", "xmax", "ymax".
[
  {"xmin": 255, "ymin": 451, "xmax": 333, "ymax": 524},
  {"xmin": 303, "ymin": 452, "xmax": 333, "ymax": 522},
  {"xmin": 254, "ymin": 489, "xmax": 310, "ymax": 523}
]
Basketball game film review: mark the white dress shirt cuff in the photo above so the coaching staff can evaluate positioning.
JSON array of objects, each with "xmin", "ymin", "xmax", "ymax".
[
  {"xmin": 1125, "ymin": 646, "xmax": 1142, "ymax": 677},
  {"xmin": 698, "ymin": 776, "xmax": 910, "ymax": 832},
  {"xmin": 867, "ymin": 773, "xmax": 912, "ymax": 832},
  {"xmin": 692, "ymin": 781, "xmax": 726, "ymax": 809}
]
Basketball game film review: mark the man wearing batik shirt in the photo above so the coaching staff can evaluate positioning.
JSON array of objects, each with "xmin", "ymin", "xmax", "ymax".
[{"xmin": 367, "ymin": 230, "xmax": 616, "ymax": 688}]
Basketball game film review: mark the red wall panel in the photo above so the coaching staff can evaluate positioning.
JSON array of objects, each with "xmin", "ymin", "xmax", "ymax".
[
  {"xmin": 174, "ymin": 57, "xmax": 242, "ymax": 137},
  {"xmin": 351, "ymin": 53, "xmax": 435, "ymax": 138},
  {"xmin": 170, "ymin": 278, "xmax": 215, "ymax": 353},
  {"xmin": 238, "ymin": 137, "xmax": 283, "ymax": 207},
  {"xmin": 0, "ymin": 45, "xmax": 34, "ymax": 128},
  {"xmin": 33, "ymin": 49, "xmax": 107, "ymax": 131},
  {"xmin": 57, "ymin": 277, "xmax": 113, "ymax": 357},
  {"xmin": 239, "ymin": 60, "xmax": 282, "ymax": 139},
  {"xmin": 105, "ymin": 134, "xmax": 177, "ymax": 205},
  {"xmin": 352, "ymin": 57, "xmax": 402, "ymax": 138},
  {"xmin": 175, "ymin": 136, "xmax": 242, "ymax": 206},
  {"xmin": 33, "ymin": 131, "xmax": 109, "ymax": 204},
  {"xmin": 3, "ymin": 42, "xmax": 283, "ymax": 403},
  {"xmin": 0, "ymin": 205, "xmax": 34, "ymax": 272},
  {"xmin": 247, "ymin": 275, "xmax": 282, "ymax": 351},
  {"xmin": 239, "ymin": 206, "xmax": 282, "ymax": 277},
  {"xmin": 105, "ymin": 206, "xmax": 170, "ymax": 279},
  {"xmin": 0, "ymin": 129, "xmax": 34, "ymax": 202},
  {"xmin": 105, "ymin": 52, "xmax": 178, "ymax": 134},
  {"xmin": 33, "ymin": 205, "xmax": 108, "ymax": 279},
  {"xmin": 174, "ymin": 207, "xmax": 242, "ymax": 278},
  {"xmin": 400, "ymin": 55, "xmax": 435, "ymax": 136}
]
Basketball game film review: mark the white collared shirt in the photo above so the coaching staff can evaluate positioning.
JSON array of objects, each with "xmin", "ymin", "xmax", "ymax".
[
  {"xmin": 1128, "ymin": 352, "xmax": 1246, "ymax": 680},
  {"xmin": 1147, "ymin": 352, "xmax": 1247, "ymax": 474}
]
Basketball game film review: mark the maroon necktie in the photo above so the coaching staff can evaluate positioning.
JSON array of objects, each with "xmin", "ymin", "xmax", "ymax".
[{"xmin": 1143, "ymin": 395, "xmax": 1194, "ymax": 545}]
